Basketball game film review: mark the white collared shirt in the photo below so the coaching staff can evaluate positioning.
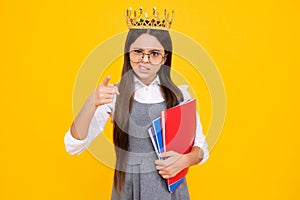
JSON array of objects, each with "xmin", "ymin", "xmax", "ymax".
[
  {"xmin": 133, "ymin": 75, "xmax": 165, "ymax": 103},
  {"xmin": 64, "ymin": 75, "xmax": 209, "ymax": 164}
]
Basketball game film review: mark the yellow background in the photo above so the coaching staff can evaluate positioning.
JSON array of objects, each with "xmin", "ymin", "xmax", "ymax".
[{"xmin": 1, "ymin": 0, "xmax": 299, "ymax": 199}]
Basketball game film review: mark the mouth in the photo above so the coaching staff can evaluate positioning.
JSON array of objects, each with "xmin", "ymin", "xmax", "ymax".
[{"xmin": 138, "ymin": 65, "xmax": 150, "ymax": 72}]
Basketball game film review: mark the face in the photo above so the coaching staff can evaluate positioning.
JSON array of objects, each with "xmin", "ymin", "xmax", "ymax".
[{"xmin": 129, "ymin": 33, "xmax": 166, "ymax": 85}]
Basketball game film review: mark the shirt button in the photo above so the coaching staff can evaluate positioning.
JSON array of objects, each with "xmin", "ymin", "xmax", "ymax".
[{"xmin": 146, "ymin": 87, "xmax": 149, "ymax": 91}]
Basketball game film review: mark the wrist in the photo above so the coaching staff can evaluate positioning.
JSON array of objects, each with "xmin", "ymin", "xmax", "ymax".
[
  {"xmin": 182, "ymin": 153, "xmax": 192, "ymax": 168},
  {"xmin": 88, "ymin": 92, "xmax": 97, "ymax": 110},
  {"xmin": 183, "ymin": 147, "xmax": 204, "ymax": 167}
]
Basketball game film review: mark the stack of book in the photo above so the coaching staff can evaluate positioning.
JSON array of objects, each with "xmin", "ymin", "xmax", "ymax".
[{"xmin": 148, "ymin": 98, "xmax": 197, "ymax": 193}]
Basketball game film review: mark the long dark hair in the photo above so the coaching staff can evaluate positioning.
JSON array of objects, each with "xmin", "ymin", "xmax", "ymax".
[{"xmin": 113, "ymin": 29, "xmax": 183, "ymax": 195}]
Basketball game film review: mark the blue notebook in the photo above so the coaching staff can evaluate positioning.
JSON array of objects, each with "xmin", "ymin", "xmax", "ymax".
[{"xmin": 148, "ymin": 117, "xmax": 164, "ymax": 158}]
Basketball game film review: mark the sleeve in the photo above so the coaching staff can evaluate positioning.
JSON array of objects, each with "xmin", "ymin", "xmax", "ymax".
[
  {"xmin": 178, "ymin": 85, "xmax": 209, "ymax": 165},
  {"xmin": 64, "ymin": 102, "xmax": 113, "ymax": 155}
]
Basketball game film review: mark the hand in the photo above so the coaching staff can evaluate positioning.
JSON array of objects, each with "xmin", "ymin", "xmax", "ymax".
[
  {"xmin": 155, "ymin": 151, "xmax": 188, "ymax": 179},
  {"xmin": 94, "ymin": 76, "xmax": 119, "ymax": 107}
]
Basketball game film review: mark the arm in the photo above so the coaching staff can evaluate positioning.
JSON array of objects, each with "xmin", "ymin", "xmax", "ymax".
[
  {"xmin": 178, "ymin": 84, "xmax": 209, "ymax": 164},
  {"xmin": 70, "ymin": 94, "xmax": 98, "ymax": 140},
  {"xmin": 155, "ymin": 147, "xmax": 204, "ymax": 179},
  {"xmin": 64, "ymin": 76, "xmax": 118, "ymax": 155}
]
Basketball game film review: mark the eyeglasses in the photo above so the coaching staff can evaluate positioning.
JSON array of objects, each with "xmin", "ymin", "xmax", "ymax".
[{"xmin": 129, "ymin": 50, "xmax": 166, "ymax": 65}]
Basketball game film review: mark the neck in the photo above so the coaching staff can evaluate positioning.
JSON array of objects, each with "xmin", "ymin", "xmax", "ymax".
[{"xmin": 139, "ymin": 75, "xmax": 157, "ymax": 86}]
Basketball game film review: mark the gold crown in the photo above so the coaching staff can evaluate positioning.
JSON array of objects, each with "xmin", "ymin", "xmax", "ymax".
[{"xmin": 125, "ymin": 7, "xmax": 174, "ymax": 30}]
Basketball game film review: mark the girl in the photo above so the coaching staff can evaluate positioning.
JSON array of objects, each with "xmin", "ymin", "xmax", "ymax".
[{"xmin": 64, "ymin": 27, "xmax": 209, "ymax": 199}]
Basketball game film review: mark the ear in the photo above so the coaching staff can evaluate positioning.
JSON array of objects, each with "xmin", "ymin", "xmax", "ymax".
[{"xmin": 162, "ymin": 54, "xmax": 168, "ymax": 64}]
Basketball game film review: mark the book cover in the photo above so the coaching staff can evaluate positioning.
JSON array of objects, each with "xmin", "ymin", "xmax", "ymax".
[
  {"xmin": 148, "ymin": 117, "xmax": 164, "ymax": 158},
  {"xmin": 152, "ymin": 117, "xmax": 164, "ymax": 155},
  {"xmin": 148, "ymin": 126, "xmax": 160, "ymax": 158},
  {"xmin": 161, "ymin": 98, "xmax": 197, "ymax": 190}
]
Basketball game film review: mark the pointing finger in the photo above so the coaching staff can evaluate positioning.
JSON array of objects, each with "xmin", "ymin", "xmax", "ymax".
[{"xmin": 100, "ymin": 76, "xmax": 111, "ymax": 86}]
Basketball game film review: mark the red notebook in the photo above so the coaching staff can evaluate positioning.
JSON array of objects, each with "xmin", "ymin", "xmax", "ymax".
[{"xmin": 161, "ymin": 98, "xmax": 197, "ymax": 189}]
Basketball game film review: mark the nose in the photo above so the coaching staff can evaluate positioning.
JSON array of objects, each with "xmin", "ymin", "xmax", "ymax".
[{"xmin": 141, "ymin": 54, "xmax": 150, "ymax": 63}]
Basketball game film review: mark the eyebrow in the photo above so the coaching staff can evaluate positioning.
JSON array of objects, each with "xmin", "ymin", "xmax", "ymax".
[{"xmin": 130, "ymin": 47, "xmax": 164, "ymax": 52}]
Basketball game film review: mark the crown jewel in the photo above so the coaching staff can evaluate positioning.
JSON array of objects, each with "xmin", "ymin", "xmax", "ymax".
[{"xmin": 125, "ymin": 7, "xmax": 174, "ymax": 30}]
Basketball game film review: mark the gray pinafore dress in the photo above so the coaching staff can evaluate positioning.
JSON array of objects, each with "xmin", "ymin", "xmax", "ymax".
[{"xmin": 111, "ymin": 100, "xmax": 190, "ymax": 200}]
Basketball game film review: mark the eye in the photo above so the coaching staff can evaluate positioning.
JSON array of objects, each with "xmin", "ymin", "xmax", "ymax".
[
  {"xmin": 132, "ymin": 49, "xmax": 143, "ymax": 54},
  {"xmin": 151, "ymin": 51, "xmax": 161, "ymax": 57}
]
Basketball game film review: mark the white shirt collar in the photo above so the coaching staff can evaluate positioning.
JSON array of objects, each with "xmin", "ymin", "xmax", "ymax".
[
  {"xmin": 133, "ymin": 75, "xmax": 161, "ymax": 89},
  {"xmin": 133, "ymin": 75, "xmax": 164, "ymax": 103}
]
